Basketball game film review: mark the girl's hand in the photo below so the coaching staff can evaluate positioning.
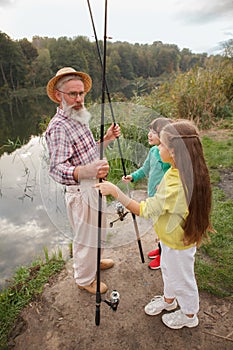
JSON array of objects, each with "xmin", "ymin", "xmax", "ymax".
[
  {"xmin": 95, "ymin": 181, "xmax": 118, "ymax": 198},
  {"xmin": 96, "ymin": 181, "xmax": 139, "ymax": 214}
]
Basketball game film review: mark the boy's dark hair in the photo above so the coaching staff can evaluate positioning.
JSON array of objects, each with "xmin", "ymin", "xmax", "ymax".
[{"xmin": 150, "ymin": 117, "xmax": 173, "ymax": 136}]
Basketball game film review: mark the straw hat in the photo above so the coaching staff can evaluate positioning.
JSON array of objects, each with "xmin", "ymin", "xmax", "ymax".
[{"xmin": 47, "ymin": 67, "xmax": 92, "ymax": 103}]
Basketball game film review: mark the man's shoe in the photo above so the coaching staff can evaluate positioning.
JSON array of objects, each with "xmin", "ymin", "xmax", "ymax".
[
  {"xmin": 100, "ymin": 259, "xmax": 114, "ymax": 270},
  {"xmin": 148, "ymin": 255, "xmax": 160, "ymax": 270},
  {"xmin": 78, "ymin": 280, "xmax": 108, "ymax": 294},
  {"xmin": 148, "ymin": 248, "xmax": 160, "ymax": 259},
  {"xmin": 162, "ymin": 310, "xmax": 199, "ymax": 329},
  {"xmin": 144, "ymin": 295, "xmax": 177, "ymax": 316}
]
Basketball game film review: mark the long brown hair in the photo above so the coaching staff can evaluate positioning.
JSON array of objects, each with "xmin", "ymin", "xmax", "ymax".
[{"xmin": 160, "ymin": 120, "xmax": 212, "ymax": 246}]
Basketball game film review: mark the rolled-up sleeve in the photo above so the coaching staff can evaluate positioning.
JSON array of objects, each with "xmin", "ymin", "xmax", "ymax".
[{"xmin": 46, "ymin": 126, "xmax": 77, "ymax": 185}]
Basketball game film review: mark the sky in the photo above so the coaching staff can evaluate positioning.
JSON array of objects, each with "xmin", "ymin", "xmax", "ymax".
[{"xmin": 0, "ymin": 0, "xmax": 233, "ymax": 54}]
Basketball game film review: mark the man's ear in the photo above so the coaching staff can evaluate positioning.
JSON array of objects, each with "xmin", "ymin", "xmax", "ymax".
[{"xmin": 55, "ymin": 90, "xmax": 62, "ymax": 103}]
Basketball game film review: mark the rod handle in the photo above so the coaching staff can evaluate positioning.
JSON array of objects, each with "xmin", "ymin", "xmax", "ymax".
[{"xmin": 95, "ymin": 306, "xmax": 100, "ymax": 325}]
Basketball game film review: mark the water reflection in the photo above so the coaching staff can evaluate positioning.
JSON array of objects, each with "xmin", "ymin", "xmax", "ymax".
[
  {"xmin": 0, "ymin": 136, "xmax": 72, "ymax": 289},
  {"xmin": 0, "ymin": 95, "xmax": 54, "ymax": 157}
]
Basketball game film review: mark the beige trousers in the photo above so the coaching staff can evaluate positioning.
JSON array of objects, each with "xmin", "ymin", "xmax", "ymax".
[{"xmin": 65, "ymin": 179, "xmax": 106, "ymax": 286}]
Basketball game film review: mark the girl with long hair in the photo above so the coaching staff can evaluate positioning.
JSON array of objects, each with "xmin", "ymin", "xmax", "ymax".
[{"xmin": 96, "ymin": 120, "xmax": 212, "ymax": 329}]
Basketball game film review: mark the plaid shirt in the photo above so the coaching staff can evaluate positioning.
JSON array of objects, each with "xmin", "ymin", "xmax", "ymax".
[{"xmin": 45, "ymin": 107, "xmax": 99, "ymax": 185}]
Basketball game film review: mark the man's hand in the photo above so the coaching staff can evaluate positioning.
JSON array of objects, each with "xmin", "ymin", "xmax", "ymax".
[
  {"xmin": 104, "ymin": 123, "xmax": 121, "ymax": 141},
  {"xmin": 74, "ymin": 159, "xmax": 109, "ymax": 181}
]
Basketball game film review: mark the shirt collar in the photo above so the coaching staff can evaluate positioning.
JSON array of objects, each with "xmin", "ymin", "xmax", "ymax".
[{"xmin": 56, "ymin": 107, "xmax": 68, "ymax": 119}]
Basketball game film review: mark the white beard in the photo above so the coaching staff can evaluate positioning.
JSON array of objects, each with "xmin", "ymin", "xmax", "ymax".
[
  {"xmin": 70, "ymin": 108, "xmax": 91, "ymax": 126},
  {"xmin": 62, "ymin": 98, "xmax": 91, "ymax": 126}
]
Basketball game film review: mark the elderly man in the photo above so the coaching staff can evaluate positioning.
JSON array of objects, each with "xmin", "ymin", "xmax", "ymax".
[{"xmin": 45, "ymin": 67, "xmax": 120, "ymax": 294}]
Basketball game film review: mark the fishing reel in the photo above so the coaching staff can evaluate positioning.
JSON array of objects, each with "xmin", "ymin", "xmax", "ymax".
[
  {"xmin": 103, "ymin": 290, "xmax": 120, "ymax": 311},
  {"xmin": 109, "ymin": 202, "xmax": 129, "ymax": 227}
]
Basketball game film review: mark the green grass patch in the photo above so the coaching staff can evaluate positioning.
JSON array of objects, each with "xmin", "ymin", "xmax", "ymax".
[
  {"xmin": 0, "ymin": 248, "xmax": 65, "ymax": 347},
  {"xmin": 196, "ymin": 188, "xmax": 233, "ymax": 298},
  {"xmin": 194, "ymin": 135, "xmax": 233, "ymax": 299},
  {"xmin": 202, "ymin": 136, "xmax": 233, "ymax": 169}
]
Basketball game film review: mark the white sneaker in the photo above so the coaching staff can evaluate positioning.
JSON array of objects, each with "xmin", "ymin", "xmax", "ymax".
[
  {"xmin": 144, "ymin": 295, "xmax": 177, "ymax": 316},
  {"xmin": 162, "ymin": 309, "xmax": 199, "ymax": 329}
]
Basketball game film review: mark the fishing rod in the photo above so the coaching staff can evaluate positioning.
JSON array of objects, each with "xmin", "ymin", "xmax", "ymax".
[
  {"xmin": 87, "ymin": 0, "xmax": 145, "ymax": 264},
  {"xmin": 96, "ymin": 0, "xmax": 121, "ymax": 326}
]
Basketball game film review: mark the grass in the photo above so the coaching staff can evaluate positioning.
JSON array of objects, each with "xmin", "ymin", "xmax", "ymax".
[
  {"xmin": 202, "ymin": 136, "xmax": 233, "ymax": 169},
  {"xmin": 201, "ymin": 136, "xmax": 233, "ymax": 184},
  {"xmin": 0, "ymin": 248, "xmax": 65, "ymax": 347},
  {"xmin": 196, "ymin": 133, "xmax": 233, "ymax": 299},
  {"xmin": 196, "ymin": 187, "xmax": 233, "ymax": 298}
]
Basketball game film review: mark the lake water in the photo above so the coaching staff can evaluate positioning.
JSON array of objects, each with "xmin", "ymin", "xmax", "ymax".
[
  {"xmin": 0, "ymin": 96, "xmax": 71, "ymax": 289},
  {"xmin": 0, "ymin": 135, "xmax": 73, "ymax": 289}
]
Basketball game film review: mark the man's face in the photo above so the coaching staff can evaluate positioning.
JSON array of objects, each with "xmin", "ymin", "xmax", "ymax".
[
  {"xmin": 56, "ymin": 79, "xmax": 91, "ymax": 125},
  {"xmin": 55, "ymin": 79, "xmax": 85, "ymax": 110}
]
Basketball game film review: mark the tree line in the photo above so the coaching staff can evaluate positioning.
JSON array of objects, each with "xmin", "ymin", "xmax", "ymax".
[
  {"xmin": 0, "ymin": 32, "xmax": 211, "ymax": 98},
  {"xmin": 0, "ymin": 31, "xmax": 232, "ymax": 128}
]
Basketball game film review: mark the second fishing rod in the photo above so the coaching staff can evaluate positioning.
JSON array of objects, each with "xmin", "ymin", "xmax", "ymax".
[{"xmin": 87, "ymin": 0, "xmax": 145, "ymax": 264}]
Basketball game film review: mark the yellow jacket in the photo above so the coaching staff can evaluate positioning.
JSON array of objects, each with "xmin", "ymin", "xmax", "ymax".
[{"xmin": 140, "ymin": 167, "xmax": 195, "ymax": 250}]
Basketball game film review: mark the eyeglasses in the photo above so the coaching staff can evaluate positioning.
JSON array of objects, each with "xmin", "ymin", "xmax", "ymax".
[{"xmin": 56, "ymin": 89, "xmax": 85, "ymax": 99}]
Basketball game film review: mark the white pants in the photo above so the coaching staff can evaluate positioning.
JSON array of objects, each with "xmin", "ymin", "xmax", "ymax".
[
  {"xmin": 160, "ymin": 241, "xmax": 199, "ymax": 315},
  {"xmin": 65, "ymin": 179, "xmax": 106, "ymax": 286}
]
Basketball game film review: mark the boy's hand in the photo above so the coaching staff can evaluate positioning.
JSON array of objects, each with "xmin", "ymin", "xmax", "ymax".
[{"xmin": 122, "ymin": 175, "xmax": 132, "ymax": 183}]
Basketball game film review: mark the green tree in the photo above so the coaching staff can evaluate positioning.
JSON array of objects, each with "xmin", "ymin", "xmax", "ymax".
[
  {"xmin": 117, "ymin": 43, "xmax": 135, "ymax": 80},
  {"xmin": 0, "ymin": 32, "xmax": 27, "ymax": 92},
  {"xmin": 28, "ymin": 48, "xmax": 52, "ymax": 88},
  {"xmin": 18, "ymin": 38, "xmax": 38, "ymax": 64},
  {"xmin": 156, "ymin": 45, "xmax": 180, "ymax": 75}
]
